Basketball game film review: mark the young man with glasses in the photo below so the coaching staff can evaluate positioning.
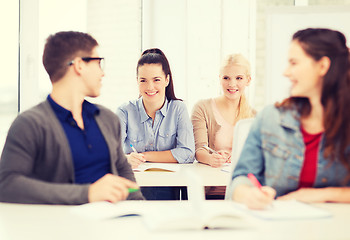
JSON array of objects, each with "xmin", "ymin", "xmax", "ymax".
[{"xmin": 0, "ymin": 31, "xmax": 144, "ymax": 204}]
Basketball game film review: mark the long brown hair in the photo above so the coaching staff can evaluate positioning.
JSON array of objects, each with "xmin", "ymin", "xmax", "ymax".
[{"xmin": 277, "ymin": 28, "xmax": 350, "ymax": 167}]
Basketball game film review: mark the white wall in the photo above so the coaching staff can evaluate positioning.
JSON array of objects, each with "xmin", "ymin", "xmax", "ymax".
[
  {"xmin": 142, "ymin": 0, "xmax": 189, "ymax": 104},
  {"xmin": 86, "ymin": 0, "xmax": 141, "ymax": 111},
  {"xmin": 265, "ymin": 5, "xmax": 350, "ymax": 106},
  {"xmin": 19, "ymin": 0, "xmax": 141, "ymax": 112},
  {"xmin": 142, "ymin": 0, "xmax": 256, "ymax": 113},
  {"xmin": 18, "ymin": 0, "xmax": 257, "ymax": 115},
  {"xmin": 19, "ymin": 0, "xmax": 87, "ymax": 112}
]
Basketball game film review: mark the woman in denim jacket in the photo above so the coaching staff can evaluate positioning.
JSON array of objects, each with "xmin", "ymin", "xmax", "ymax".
[
  {"xmin": 116, "ymin": 48, "xmax": 195, "ymax": 200},
  {"xmin": 228, "ymin": 28, "xmax": 350, "ymax": 209}
]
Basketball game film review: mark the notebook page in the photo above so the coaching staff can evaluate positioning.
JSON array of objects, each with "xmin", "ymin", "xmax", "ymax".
[{"xmin": 233, "ymin": 200, "xmax": 332, "ymax": 220}]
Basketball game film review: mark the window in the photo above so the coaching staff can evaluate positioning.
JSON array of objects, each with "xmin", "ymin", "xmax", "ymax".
[
  {"xmin": 20, "ymin": 0, "xmax": 142, "ymax": 112},
  {"xmin": 0, "ymin": 1, "xmax": 19, "ymax": 150}
]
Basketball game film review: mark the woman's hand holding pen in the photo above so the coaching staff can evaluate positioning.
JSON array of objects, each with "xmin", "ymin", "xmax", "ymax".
[
  {"xmin": 88, "ymin": 174, "xmax": 139, "ymax": 203},
  {"xmin": 208, "ymin": 153, "xmax": 227, "ymax": 168},
  {"xmin": 233, "ymin": 174, "xmax": 276, "ymax": 210},
  {"xmin": 217, "ymin": 150, "xmax": 231, "ymax": 163},
  {"xmin": 233, "ymin": 184, "xmax": 276, "ymax": 210},
  {"xmin": 202, "ymin": 146, "xmax": 229, "ymax": 167},
  {"xmin": 126, "ymin": 144, "xmax": 146, "ymax": 168},
  {"xmin": 126, "ymin": 152, "xmax": 146, "ymax": 168}
]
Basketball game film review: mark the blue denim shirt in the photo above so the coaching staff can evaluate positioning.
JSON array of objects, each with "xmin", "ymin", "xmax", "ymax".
[
  {"xmin": 228, "ymin": 105, "xmax": 350, "ymax": 198},
  {"xmin": 116, "ymin": 97, "xmax": 195, "ymax": 164}
]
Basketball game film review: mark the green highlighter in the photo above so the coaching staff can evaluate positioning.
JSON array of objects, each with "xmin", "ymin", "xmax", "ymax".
[{"xmin": 128, "ymin": 188, "xmax": 140, "ymax": 193}]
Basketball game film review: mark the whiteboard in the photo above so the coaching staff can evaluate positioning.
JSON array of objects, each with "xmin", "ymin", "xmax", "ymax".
[{"xmin": 265, "ymin": 5, "xmax": 350, "ymax": 106}]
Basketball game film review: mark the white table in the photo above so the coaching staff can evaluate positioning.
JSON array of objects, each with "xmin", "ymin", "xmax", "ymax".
[
  {"xmin": 0, "ymin": 201, "xmax": 349, "ymax": 240},
  {"xmin": 134, "ymin": 161, "xmax": 231, "ymax": 187}
]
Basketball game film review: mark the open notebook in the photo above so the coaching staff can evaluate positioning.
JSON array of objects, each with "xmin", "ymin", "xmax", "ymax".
[
  {"xmin": 71, "ymin": 168, "xmax": 332, "ymax": 231},
  {"xmin": 132, "ymin": 163, "xmax": 180, "ymax": 172},
  {"xmin": 71, "ymin": 200, "xmax": 250, "ymax": 230},
  {"xmin": 71, "ymin": 170, "xmax": 251, "ymax": 230},
  {"xmin": 71, "ymin": 199, "xmax": 331, "ymax": 231},
  {"xmin": 232, "ymin": 200, "xmax": 332, "ymax": 220}
]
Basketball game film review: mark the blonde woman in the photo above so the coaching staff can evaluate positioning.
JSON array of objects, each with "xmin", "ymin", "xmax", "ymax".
[{"xmin": 191, "ymin": 54, "xmax": 255, "ymax": 199}]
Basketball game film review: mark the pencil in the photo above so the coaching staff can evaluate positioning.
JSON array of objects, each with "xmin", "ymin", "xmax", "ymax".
[
  {"xmin": 202, "ymin": 145, "xmax": 219, "ymax": 154},
  {"xmin": 130, "ymin": 144, "xmax": 138, "ymax": 153}
]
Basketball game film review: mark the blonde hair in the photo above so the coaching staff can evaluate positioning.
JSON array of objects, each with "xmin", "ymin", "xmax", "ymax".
[
  {"xmin": 220, "ymin": 53, "xmax": 255, "ymax": 120},
  {"xmin": 220, "ymin": 53, "xmax": 251, "ymax": 78}
]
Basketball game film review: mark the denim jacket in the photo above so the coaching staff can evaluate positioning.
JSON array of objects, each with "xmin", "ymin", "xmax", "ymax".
[
  {"xmin": 227, "ymin": 104, "xmax": 350, "ymax": 198},
  {"xmin": 116, "ymin": 97, "xmax": 195, "ymax": 164}
]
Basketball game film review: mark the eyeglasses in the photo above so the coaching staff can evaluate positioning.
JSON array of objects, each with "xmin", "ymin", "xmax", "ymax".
[{"xmin": 68, "ymin": 57, "xmax": 105, "ymax": 70}]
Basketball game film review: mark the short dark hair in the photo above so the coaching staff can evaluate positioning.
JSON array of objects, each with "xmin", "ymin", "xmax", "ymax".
[
  {"xmin": 42, "ymin": 31, "xmax": 98, "ymax": 82},
  {"xmin": 137, "ymin": 48, "xmax": 181, "ymax": 101}
]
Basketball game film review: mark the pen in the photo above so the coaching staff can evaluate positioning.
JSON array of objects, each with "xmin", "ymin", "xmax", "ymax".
[
  {"xmin": 202, "ymin": 145, "xmax": 219, "ymax": 154},
  {"xmin": 130, "ymin": 144, "xmax": 138, "ymax": 153},
  {"xmin": 128, "ymin": 188, "xmax": 140, "ymax": 193},
  {"xmin": 247, "ymin": 173, "xmax": 262, "ymax": 189},
  {"xmin": 248, "ymin": 173, "xmax": 274, "ymax": 209}
]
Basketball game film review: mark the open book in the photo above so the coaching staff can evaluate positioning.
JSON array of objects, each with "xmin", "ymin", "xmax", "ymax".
[
  {"xmin": 132, "ymin": 163, "xmax": 180, "ymax": 172},
  {"xmin": 70, "ymin": 200, "xmax": 250, "ymax": 230},
  {"xmin": 71, "ymin": 170, "xmax": 251, "ymax": 231},
  {"xmin": 142, "ymin": 201, "xmax": 250, "ymax": 230}
]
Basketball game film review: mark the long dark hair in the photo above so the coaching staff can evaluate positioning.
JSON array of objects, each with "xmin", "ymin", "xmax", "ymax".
[
  {"xmin": 137, "ymin": 48, "xmax": 181, "ymax": 101},
  {"xmin": 277, "ymin": 28, "xmax": 350, "ymax": 167}
]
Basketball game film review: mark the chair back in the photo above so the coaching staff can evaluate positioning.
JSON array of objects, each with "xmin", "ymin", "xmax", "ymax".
[
  {"xmin": 230, "ymin": 118, "xmax": 254, "ymax": 171},
  {"xmin": 224, "ymin": 118, "xmax": 254, "ymax": 200}
]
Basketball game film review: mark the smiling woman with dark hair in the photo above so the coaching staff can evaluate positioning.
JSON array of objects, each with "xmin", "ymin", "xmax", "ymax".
[
  {"xmin": 227, "ymin": 28, "xmax": 350, "ymax": 209},
  {"xmin": 116, "ymin": 48, "xmax": 195, "ymax": 200}
]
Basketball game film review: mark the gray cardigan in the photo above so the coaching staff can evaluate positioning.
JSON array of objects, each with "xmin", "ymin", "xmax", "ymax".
[{"xmin": 0, "ymin": 100, "xmax": 144, "ymax": 204}]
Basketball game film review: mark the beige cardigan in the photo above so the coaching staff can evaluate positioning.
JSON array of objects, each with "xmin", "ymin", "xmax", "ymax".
[
  {"xmin": 191, "ymin": 97, "xmax": 254, "ymax": 196},
  {"xmin": 191, "ymin": 97, "xmax": 255, "ymax": 154}
]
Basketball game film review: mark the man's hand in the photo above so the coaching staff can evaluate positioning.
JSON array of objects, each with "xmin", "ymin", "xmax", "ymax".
[{"xmin": 88, "ymin": 174, "xmax": 139, "ymax": 203}]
